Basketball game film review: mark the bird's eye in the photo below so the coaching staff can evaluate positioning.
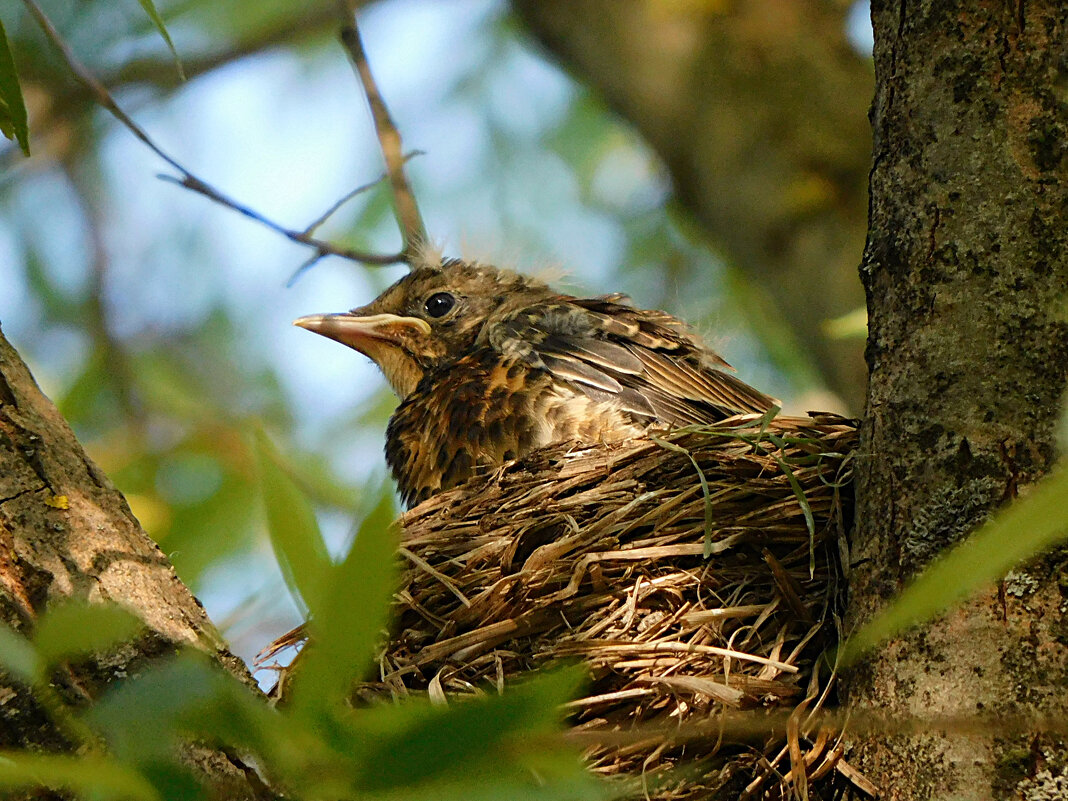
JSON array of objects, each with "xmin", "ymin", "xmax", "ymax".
[{"xmin": 423, "ymin": 292, "xmax": 456, "ymax": 318}]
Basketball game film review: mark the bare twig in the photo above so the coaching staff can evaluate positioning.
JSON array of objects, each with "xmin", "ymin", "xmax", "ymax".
[
  {"xmin": 282, "ymin": 152, "xmax": 423, "ymax": 285},
  {"xmin": 337, "ymin": 11, "xmax": 429, "ymax": 262},
  {"xmin": 302, "ymin": 150, "xmax": 424, "ymax": 236},
  {"xmin": 0, "ymin": 5, "xmax": 339, "ymax": 174},
  {"xmin": 157, "ymin": 174, "xmax": 401, "ymax": 264},
  {"xmin": 21, "ymin": 0, "xmax": 405, "ymax": 267},
  {"xmin": 286, "ymin": 252, "xmax": 327, "ymax": 289}
]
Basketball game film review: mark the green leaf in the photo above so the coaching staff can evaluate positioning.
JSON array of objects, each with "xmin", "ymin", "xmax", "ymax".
[
  {"xmin": 166, "ymin": 475, "xmax": 259, "ymax": 586},
  {"xmin": 135, "ymin": 0, "xmax": 185, "ymax": 80},
  {"xmin": 289, "ymin": 487, "xmax": 398, "ymax": 720},
  {"xmin": 56, "ymin": 348, "xmax": 110, "ymax": 426},
  {"xmin": 348, "ymin": 666, "xmax": 588, "ymax": 794},
  {"xmin": 0, "ymin": 625, "xmax": 40, "ymax": 683},
  {"xmin": 23, "ymin": 244, "xmax": 86, "ymax": 323},
  {"xmin": 841, "ymin": 464, "xmax": 1068, "ymax": 664},
  {"xmin": 0, "ymin": 19, "xmax": 29, "ymax": 156},
  {"xmin": 254, "ymin": 429, "xmax": 332, "ymax": 616},
  {"xmin": 136, "ymin": 764, "xmax": 203, "ymax": 801},
  {"xmin": 89, "ymin": 651, "xmax": 331, "ymax": 791},
  {"xmin": 90, "ymin": 652, "xmax": 269, "ymax": 756},
  {"xmin": 282, "ymin": 444, "xmax": 362, "ymax": 511},
  {"xmin": 351, "ymin": 762, "xmax": 608, "ymax": 801},
  {"xmin": 0, "ymin": 752, "xmax": 161, "ymax": 801},
  {"xmin": 33, "ymin": 602, "xmax": 144, "ymax": 667}
]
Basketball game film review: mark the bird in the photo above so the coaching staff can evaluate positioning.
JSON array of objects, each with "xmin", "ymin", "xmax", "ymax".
[{"xmin": 294, "ymin": 256, "xmax": 777, "ymax": 508}]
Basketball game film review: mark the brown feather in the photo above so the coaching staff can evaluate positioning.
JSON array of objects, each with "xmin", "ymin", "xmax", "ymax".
[
  {"xmin": 490, "ymin": 299, "xmax": 777, "ymax": 430},
  {"xmin": 299, "ymin": 258, "xmax": 777, "ymax": 506}
]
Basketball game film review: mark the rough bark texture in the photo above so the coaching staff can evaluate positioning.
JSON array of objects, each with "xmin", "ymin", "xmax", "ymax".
[
  {"xmin": 850, "ymin": 2, "xmax": 1068, "ymax": 798},
  {"xmin": 0, "ymin": 326, "xmax": 265, "ymax": 799},
  {"xmin": 512, "ymin": 0, "xmax": 873, "ymax": 411}
]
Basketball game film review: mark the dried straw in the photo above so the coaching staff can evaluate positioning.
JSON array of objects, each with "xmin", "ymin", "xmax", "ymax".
[{"xmin": 349, "ymin": 412, "xmax": 862, "ymax": 799}]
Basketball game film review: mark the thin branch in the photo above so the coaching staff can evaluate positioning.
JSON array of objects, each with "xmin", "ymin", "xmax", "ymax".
[
  {"xmin": 337, "ymin": 11, "xmax": 429, "ymax": 262},
  {"xmin": 286, "ymin": 252, "xmax": 327, "ymax": 289},
  {"xmin": 21, "ymin": 0, "xmax": 404, "ymax": 268},
  {"xmin": 302, "ymin": 149, "xmax": 423, "ymax": 236},
  {"xmin": 157, "ymin": 174, "xmax": 401, "ymax": 264}
]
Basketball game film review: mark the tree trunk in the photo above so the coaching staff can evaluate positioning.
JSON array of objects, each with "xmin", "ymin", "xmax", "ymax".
[
  {"xmin": 0, "ymin": 326, "xmax": 266, "ymax": 799},
  {"xmin": 849, "ymin": 2, "xmax": 1068, "ymax": 798},
  {"xmin": 512, "ymin": 0, "xmax": 873, "ymax": 412}
]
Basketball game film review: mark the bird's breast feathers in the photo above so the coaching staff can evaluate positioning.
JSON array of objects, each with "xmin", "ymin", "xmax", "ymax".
[{"xmin": 385, "ymin": 348, "xmax": 644, "ymax": 507}]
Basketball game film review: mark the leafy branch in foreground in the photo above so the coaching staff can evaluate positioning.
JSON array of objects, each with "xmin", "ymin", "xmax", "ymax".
[{"xmin": 0, "ymin": 433, "xmax": 599, "ymax": 801}]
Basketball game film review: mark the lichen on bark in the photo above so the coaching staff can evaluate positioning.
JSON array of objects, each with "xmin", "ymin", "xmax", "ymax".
[{"xmin": 849, "ymin": 2, "xmax": 1068, "ymax": 798}]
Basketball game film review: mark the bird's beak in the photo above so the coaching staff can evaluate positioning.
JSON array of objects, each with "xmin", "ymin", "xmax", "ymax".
[
  {"xmin": 293, "ymin": 313, "xmax": 431, "ymax": 352},
  {"xmin": 294, "ymin": 312, "xmax": 432, "ymax": 399}
]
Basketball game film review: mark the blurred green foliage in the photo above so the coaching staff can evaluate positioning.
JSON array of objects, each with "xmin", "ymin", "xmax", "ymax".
[
  {"xmin": 1, "ymin": 595, "xmax": 598, "ymax": 801},
  {"xmin": 0, "ymin": 447, "xmax": 602, "ymax": 800}
]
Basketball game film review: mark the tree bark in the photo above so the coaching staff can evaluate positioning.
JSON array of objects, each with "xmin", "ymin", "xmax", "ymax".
[
  {"xmin": 0, "ymin": 326, "xmax": 265, "ymax": 799},
  {"xmin": 849, "ymin": 2, "xmax": 1068, "ymax": 798},
  {"xmin": 512, "ymin": 0, "xmax": 874, "ymax": 411}
]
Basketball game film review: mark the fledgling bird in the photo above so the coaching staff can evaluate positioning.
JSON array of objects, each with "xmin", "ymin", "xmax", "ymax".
[{"xmin": 295, "ymin": 257, "xmax": 777, "ymax": 508}]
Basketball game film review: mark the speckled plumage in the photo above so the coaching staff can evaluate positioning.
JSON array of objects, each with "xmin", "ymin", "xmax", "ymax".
[{"xmin": 296, "ymin": 258, "xmax": 777, "ymax": 508}]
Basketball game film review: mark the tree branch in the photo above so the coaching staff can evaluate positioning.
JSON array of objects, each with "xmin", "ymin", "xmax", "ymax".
[
  {"xmin": 19, "ymin": 0, "xmax": 405, "ymax": 268},
  {"xmin": 337, "ymin": 10, "xmax": 429, "ymax": 262}
]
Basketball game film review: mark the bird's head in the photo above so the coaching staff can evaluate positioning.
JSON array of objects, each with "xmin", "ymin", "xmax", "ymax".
[{"xmin": 294, "ymin": 258, "xmax": 553, "ymax": 399}]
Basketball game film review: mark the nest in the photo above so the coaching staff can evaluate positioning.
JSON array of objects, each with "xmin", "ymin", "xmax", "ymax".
[{"xmin": 344, "ymin": 413, "xmax": 862, "ymax": 799}]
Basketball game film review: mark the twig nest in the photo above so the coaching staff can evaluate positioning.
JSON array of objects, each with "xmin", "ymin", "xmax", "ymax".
[{"xmin": 357, "ymin": 413, "xmax": 857, "ymax": 799}]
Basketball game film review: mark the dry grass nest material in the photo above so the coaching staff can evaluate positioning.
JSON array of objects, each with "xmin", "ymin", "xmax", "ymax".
[{"xmin": 350, "ymin": 412, "xmax": 862, "ymax": 799}]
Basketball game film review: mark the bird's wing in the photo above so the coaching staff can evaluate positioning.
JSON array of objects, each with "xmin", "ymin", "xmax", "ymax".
[{"xmin": 488, "ymin": 297, "xmax": 778, "ymax": 426}]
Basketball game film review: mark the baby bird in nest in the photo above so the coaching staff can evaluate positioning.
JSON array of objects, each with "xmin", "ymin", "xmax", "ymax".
[{"xmin": 295, "ymin": 256, "xmax": 777, "ymax": 508}]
